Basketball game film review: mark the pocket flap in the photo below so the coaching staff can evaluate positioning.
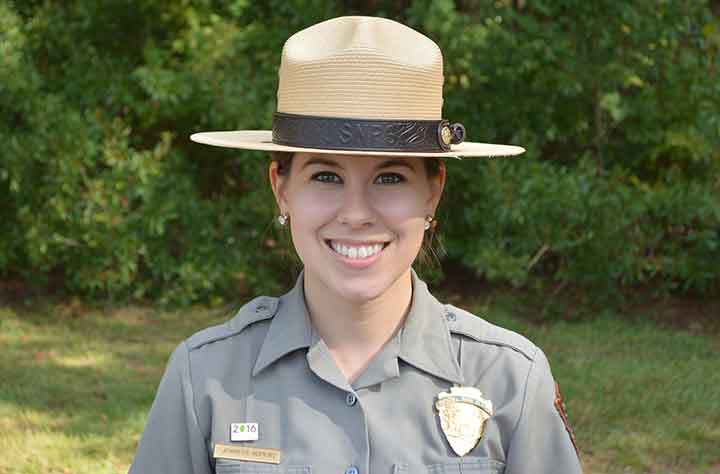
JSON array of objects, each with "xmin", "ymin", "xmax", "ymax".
[{"xmin": 215, "ymin": 459, "xmax": 311, "ymax": 474}]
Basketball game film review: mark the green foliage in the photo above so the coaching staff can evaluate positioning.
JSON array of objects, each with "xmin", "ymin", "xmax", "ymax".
[
  {"xmin": 407, "ymin": 0, "xmax": 720, "ymax": 300},
  {"xmin": 441, "ymin": 157, "xmax": 720, "ymax": 298},
  {"xmin": 1, "ymin": 0, "xmax": 718, "ymax": 304}
]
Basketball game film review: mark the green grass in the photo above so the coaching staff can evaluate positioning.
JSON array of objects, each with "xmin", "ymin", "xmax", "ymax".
[
  {"xmin": 1, "ymin": 300, "xmax": 718, "ymax": 474},
  {"xmin": 473, "ymin": 296, "xmax": 720, "ymax": 474},
  {"xmin": 0, "ymin": 303, "xmax": 229, "ymax": 474}
]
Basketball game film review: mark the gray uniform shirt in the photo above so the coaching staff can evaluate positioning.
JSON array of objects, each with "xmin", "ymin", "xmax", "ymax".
[{"xmin": 130, "ymin": 271, "xmax": 581, "ymax": 474}]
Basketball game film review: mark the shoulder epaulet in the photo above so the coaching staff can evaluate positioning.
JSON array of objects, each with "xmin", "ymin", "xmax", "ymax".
[
  {"xmin": 185, "ymin": 296, "xmax": 279, "ymax": 351},
  {"xmin": 444, "ymin": 304, "xmax": 538, "ymax": 361}
]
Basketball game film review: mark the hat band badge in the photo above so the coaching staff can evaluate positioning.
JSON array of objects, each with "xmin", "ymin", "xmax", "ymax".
[{"xmin": 435, "ymin": 386, "xmax": 494, "ymax": 456}]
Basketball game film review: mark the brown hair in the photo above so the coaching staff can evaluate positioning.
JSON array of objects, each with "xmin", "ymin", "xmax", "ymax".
[{"xmin": 269, "ymin": 152, "xmax": 445, "ymax": 271}]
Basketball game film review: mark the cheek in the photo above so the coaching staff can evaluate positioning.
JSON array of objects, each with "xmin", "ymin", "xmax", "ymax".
[
  {"xmin": 287, "ymin": 188, "xmax": 338, "ymax": 251},
  {"xmin": 372, "ymin": 190, "xmax": 428, "ymax": 260},
  {"xmin": 290, "ymin": 187, "xmax": 337, "ymax": 220},
  {"xmin": 372, "ymin": 188, "xmax": 428, "ymax": 226}
]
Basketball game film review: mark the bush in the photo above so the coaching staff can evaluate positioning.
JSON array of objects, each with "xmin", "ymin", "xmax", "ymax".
[
  {"xmin": 1, "ymin": 0, "xmax": 718, "ymax": 305},
  {"xmin": 440, "ymin": 156, "xmax": 720, "ymax": 296}
]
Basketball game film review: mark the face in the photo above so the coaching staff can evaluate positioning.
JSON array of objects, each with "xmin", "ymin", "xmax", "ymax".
[{"xmin": 270, "ymin": 152, "xmax": 445, "ymax": 304}]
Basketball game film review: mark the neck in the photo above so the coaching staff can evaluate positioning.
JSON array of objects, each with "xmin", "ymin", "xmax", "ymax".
[{"xmin": 303, "ymin": 269, "xmax": 413, "ymax": 381}]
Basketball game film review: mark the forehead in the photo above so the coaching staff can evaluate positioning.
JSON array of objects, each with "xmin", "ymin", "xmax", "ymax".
[{"xmin": 294, "ymin": 152, "xmax": 424, "ymax": 170}]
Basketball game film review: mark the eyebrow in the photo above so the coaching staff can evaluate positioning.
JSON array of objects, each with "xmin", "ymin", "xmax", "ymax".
[
  {"xmin": 376, "ymin": 159, "xmax": 416, "ymax": 173},
  {"xmin": 301, "ymin": 157, "xmax": 417, "ymax": 173},
  {"xmin": 301, "ymin": 157, "xmax": 341, "ymax": 171}
]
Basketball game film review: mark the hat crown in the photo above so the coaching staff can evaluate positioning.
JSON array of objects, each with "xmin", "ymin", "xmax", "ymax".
[{"xmin": 277, "ymin": 16, "xmax": 444, "ymax": 120}]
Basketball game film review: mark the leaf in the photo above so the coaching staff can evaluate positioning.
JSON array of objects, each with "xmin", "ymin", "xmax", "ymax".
[{"xmin": 600, "ymin": 91, "xmax": 627, "ymax": 122}]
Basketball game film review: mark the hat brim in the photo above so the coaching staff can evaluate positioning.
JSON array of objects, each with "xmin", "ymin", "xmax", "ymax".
[{"xmin": 190, "ymin": 131, "xmax": 524, "ymax": 158}]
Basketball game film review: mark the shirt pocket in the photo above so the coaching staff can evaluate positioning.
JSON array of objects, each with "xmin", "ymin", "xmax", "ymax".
[
  {"xmin": 215, "ymin": 459, "xmax": 312, "ymax": 474},
  {"xmin": 394, "ymin": 460, "xmax": 505, "ymax": 474}
]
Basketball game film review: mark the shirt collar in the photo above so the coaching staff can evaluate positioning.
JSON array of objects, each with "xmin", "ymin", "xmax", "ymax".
[
  {"xmin": 252, "ymin": 269, "xmax": 464, "ymax": 386},
  {"xmin": 252, "ymin": 271, "xmax": 313, "ymax": 376},
  {"xmin": 398, "ymin": 270, "xmax": 464, "ymax": 385}
]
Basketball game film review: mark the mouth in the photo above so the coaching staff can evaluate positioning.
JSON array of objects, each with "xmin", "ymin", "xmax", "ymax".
[{"xmin": 325, "ymin": 239, "xmax": 391, "ymax": 260}]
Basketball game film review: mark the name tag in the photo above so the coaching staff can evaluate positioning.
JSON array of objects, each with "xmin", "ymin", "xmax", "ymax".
[
  {"xmin": 230, "ymin": 422, "xmax": 259, "ymax": 441},
  {"xmin": 214, "ymin": 443, "xmax": 281, "ymax": 464}
]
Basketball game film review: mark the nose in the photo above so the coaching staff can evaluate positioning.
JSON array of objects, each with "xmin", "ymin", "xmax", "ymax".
[{"xmin": 337, "ymin": 185, "xmax": 376, "ymax": 228}]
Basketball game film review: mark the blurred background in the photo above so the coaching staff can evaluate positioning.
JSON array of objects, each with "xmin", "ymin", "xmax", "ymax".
[{"xmin": 1, "ymin": 1, "xmax": 718, "ymax": 473}]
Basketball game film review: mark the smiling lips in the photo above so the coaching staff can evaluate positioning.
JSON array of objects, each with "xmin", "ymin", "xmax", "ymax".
[{"xmin": 326, "ymin": 239, "xmax": 389, "ymax": 266}]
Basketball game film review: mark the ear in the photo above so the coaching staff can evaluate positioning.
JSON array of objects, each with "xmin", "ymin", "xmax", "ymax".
[
  {"xmin": 269, "ymin": 161, "xmax": 288, "ymax": 213},
  {"xmin": 426, "ymin": 161, "xmax": 446, "ymax": 215}
]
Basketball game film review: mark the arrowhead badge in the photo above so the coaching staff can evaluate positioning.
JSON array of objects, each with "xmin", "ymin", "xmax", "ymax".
[{"xmin": 435, "ymin": 386, "xmax": 493, "ymax": 456}]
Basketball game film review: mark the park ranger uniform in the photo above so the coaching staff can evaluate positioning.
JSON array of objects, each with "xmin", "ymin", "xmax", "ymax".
[{"xmin": 130, "ymin": 271, "xmax": 581, "ymax": 474}]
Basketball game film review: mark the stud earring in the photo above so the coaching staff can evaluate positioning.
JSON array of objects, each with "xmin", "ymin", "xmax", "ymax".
[
  {"xmin": 277, "ymin": 213, "xmax": 289, "ymax": 226},
  {"xmin": 424, "ymin": 215, "xmax": 435, "ymax": 231}
]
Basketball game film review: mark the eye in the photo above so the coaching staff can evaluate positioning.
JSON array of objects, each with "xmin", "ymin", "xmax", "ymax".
[
  {"xmin": 374, "ymin": 173, "xmax": 405, "ymax": 185},
  {"xmin": 311, "ymin": 172, "xmax": 342, "ymax": 184}
]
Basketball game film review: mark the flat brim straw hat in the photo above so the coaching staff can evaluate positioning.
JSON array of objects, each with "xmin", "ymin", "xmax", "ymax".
[{"xmin": 190, "ymin": 16, "xmax": 525, "ymax": 158}]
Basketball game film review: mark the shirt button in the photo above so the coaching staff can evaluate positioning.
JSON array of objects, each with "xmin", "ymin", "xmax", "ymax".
[
  {"xmin": 446, "ymin": 312, "xmax": 457, "ymax": 322},
  {"xmin": 345, "ymin": 393, "xmax": 357, "ymax": 406},
  {"xmin": 345, "ymin": 466, "xmax": 359, "ymax": 474}
]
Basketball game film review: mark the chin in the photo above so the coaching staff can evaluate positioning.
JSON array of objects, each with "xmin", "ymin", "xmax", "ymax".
[{"xmin": 327, "ymin": 276, "xmax": 391, "ymax": 303}]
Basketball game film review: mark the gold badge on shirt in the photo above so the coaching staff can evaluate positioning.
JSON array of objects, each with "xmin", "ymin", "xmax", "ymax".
[{"xmin": 435, "ymin": 386, "xmax": 493, "ymax": 456}]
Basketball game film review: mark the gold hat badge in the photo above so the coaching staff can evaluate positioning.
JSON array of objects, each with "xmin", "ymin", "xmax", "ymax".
[{"xmin": 435, "ymin": 386, "xmax": 494, "ymax": 456}]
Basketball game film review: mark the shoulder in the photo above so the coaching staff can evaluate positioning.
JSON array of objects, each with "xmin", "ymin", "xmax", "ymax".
[
  {"xmin": 184, "ymin": 295, "xmax": 280, "ymax": 352},
  {"xmin": 443, "ymin": 303, "xmax": 540, "ymax": 362}
]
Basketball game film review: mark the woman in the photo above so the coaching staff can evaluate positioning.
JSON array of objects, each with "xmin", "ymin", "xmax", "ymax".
[{"xmin": 130, "ymin": 16, "xmax": 582, "ymax": 474}]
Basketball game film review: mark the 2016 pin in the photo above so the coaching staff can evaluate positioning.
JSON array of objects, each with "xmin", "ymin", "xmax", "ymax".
[{"xmin": 230, "ymin": 423, "xmax": 259, "ymax": 442}]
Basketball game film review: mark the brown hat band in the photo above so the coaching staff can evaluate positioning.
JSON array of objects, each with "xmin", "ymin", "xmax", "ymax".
[{"xmin": 272, "ymin": 112, "xmax": 466, "ymax": 153}]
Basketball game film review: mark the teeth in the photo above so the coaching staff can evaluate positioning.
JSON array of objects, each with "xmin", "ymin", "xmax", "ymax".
[{"xmin": 330, "ymin": 241, "xmax": 385, "ymax": 259}]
